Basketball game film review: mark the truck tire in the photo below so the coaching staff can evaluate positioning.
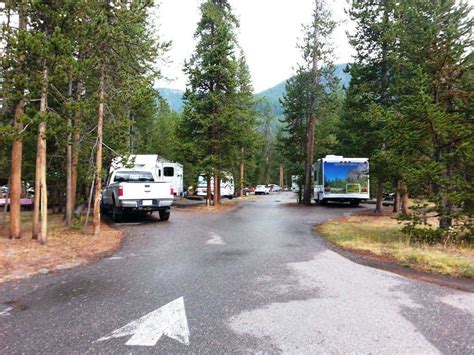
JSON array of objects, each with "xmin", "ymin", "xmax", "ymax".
[
  {"xmin": 100, "ymin": 200, "xmax": 109, "ymax": 215},
  {"xmin": 112, "ymin": 205, "xmax": 122, "ymax": 223},
  {"xmin": 159, "ymin": 209, "xmax": 170, "ymax": 221},
  {"xmin": 350, "ymin": 200, "xmax": 360, "ymax": 207}
]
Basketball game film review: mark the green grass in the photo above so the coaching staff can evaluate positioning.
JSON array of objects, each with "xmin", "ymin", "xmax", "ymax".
[{"xmin": 316, "ymin": 215, "xmax": 474, "ymax": 278}]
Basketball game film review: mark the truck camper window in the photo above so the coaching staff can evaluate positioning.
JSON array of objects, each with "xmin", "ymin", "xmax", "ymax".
[
  {"xmin": 114, "ymin": 171, "xmax": 154, "ymax": 182},
  {"xmin": 164, "ymin": 167, "xmax": 174, "ymax": 177}
]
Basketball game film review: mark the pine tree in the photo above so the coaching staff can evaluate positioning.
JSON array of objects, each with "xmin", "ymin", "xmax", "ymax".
[
  {"xmin": 235, "ymin": 51, "xmax": 258, "ymax": 196},
  {"xmin": 2, "ymin": 0, "xmax": 28, "ymax": 239},
  {"xmin": 179, "ymin": 0, "xmax": 242, "ymax": 205},
  {"xmin": 339, "ymin": 0, "xmax": 398, "ymax": 212},
  {"xmin": 301, "ymin": 0, "xmax": 336, "ymax": 205},
  {"xmin": 393, "ymin": 0, "xmax": 473, "ymax": 237},
  {"xmin": 280, "ymin": 0, "xmax": 337, "ymax": 205}
]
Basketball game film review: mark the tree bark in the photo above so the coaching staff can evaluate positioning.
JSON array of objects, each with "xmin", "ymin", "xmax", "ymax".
[
  {"xmin": 393, "ymin": 180, "xmax": 401, "ymax": 213},
  {"xmin": 240, "ymin": 148, "xmax": 244, "ymax": 197},
  {"xmin": 303, "ymin": 3, "xmax": 320, "ymax": 206},
  {"xmin": 303, "ymin": 113, "xmax": 316, "ymax": 205},
  {"xmin": 375, "ymin": 177, "xmax": 384, "ymax": 213},
  {"xmin": 206, "ymin": 174, "xmax": 211, "ymax": 206},
  {"xmin": 39, "ymin": 120, "xmax": 48, "ymax": 244},
  {"xmin": 9, "ymin": 6, "xmax": 27, "ymax": 240},
  {"xmin": 33, "ymin": 64, "xmax": 49, "ymax": 243},
  {"xmin": 9, "ymin": 102, "xmax": 24, "ymax": 239},
  {"xmin": 213, "ymin": 173, "xmax": 219, "ymax": 206},
  {"xmin": 65, "ymin": 78, "xmax": 74, "ymax": 226},
  {"xmin": 32, "ymin": 129, "xmax": 41, "ymax": 239},
  {"xmin": 279, "ymin": 165, "xmax": 284, "ymax": 188},
  {"xmin": 70, "ymin": 81, "xmax": 83, "ymax": 220},
  {"xmin": 93, "ymin": 64, "xmax": 105, "ymax": 236}
]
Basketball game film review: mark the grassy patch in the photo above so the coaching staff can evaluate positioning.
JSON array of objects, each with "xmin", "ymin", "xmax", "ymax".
[
  {"xmin": 316, "ymin": 215, "xmax": 474, "ymax": 278},
  {"xmin": 0, "ymin": 212, "xmax": 124, "ymax": 283}
]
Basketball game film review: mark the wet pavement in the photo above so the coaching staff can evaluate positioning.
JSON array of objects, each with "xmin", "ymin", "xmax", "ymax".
[{"xmin": 1, "ymin": 192, "xmax": 473, "ymax": 353}]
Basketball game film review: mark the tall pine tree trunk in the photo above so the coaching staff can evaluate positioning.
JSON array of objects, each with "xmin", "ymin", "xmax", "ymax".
[
  {"xmin": 375, "ymin": 177, "xmax": 384, "ymax": 213},
  {"xmin": 9, "ymin": 101, "xmax": 24, "ymax": 239},
  {"xmin": 206, "ymin": 175, "xmax": 211, "ymax": 206},
  {"xmin": 393, "ymin": 180, "xmax": 401, "ymax": 213},
  {"xmin": 93, "ymin": 64, "xmax": 105, "ymax": 236},
  {"xmin": 279, "ymin": 165, "xmax": 284, "ymax": 188},
  {"xmin": 65, "ymin": 78, "xmax": 74, "ymax": 226},
  {"xmin": 303, "ymin": 113, "xmax": 316, "ymax": 205},
  {"xmin": 70, "ymin": 81, "xmax": 83, "ymax": 219},
  {"xmin": 240, "ymin": 148, "xmax": 244, "ymax": 197},
  {"xmin": 9, "ymin": 7, "xmax": 27, "ymax": 240},
  {"xmin": 303, "ymin": 3, "xmax": 320, "ymax": 206},
  {"xmin": 400, "ymin": 180, "xmax": 409, "ymax": 214},
  {"xmin": 213, "ymin": 173, "xmax": 219, "ymax": 206},
  {"xmin": 33, "ymin": 64, "xmax": 49, "ymax": 243},
  {"xmin": 32, "ymin": 131, "xmax": 41, "ymax": 238}
]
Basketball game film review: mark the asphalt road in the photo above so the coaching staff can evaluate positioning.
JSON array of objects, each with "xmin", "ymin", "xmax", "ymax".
[{"xmin": 1, "ymin": 192, "xmax": 473, "ymax": 354}]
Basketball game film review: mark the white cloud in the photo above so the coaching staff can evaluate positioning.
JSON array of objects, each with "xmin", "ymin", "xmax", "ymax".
[{"xmin": 155, "ymin": 0, "xmax": 355, "ymax": 92}]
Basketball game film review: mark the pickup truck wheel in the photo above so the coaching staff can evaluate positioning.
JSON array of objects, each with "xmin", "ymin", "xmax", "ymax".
[
  {"xmin": 112, "ymin": 206, "xmax": 122, "ymax": 222},
  {"xmin": 100, "ymin": 201, "xmax": 109, "ymax": 215},
  {"xmin": 159, "ymin": 210, "xmax": 170, "ymax": 221}
]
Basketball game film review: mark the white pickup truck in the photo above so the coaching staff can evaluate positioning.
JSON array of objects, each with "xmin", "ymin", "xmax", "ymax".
[{"xmin": 101, "ymin": 169, "xmax": 174, "ymax": 222}]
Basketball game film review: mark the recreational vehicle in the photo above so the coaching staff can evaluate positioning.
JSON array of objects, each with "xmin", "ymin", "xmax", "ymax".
[
  {"xmin": 313, "ymin": 155, "xmax": 369, "ymax": 206},
  {"xmin": 196, "ymin": 173, "xmax": 235, "ymax": 199},
  {"xmin": 109, "ymin": 155, "xmax": 184, "ymax": 196}
]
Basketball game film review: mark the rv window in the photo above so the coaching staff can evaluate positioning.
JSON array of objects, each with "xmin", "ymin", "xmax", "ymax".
[
  {"xmin": 164, "ymin": 167, "xmax": 174, "ymax": 177},
  {"xmin": 114, "ymin": 171, "xmax": 154, "ymax": 182}
]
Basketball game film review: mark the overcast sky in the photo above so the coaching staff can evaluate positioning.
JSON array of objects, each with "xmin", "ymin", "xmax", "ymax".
[{"xmin": 155, "ymin": 0, "xmax": 355, "ymax": 93}]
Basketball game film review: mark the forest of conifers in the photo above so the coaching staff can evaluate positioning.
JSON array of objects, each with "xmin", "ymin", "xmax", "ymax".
[{"xmin": 1, "ymin": 0, "xmax": 472, "ymax": 245}]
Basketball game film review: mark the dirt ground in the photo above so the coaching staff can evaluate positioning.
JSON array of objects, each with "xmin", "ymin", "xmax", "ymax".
[{"xmin": 0, "ymin": 213, "xmax": 124, "ymax": 284}]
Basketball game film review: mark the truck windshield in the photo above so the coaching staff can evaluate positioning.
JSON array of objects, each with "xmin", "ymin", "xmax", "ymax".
[{"xmin": 114, "ymin": 171, "xmax": 154, "ymax": 182}]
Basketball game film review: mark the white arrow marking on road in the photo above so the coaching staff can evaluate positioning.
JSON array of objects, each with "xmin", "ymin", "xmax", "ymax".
[
  {"xmin": 207, "ymin": 232, "xmax": 225, "ymax": 245},
  {"xmin": 0, "ymin": 306, "xmax": 13, "ymax": 316},
  {"xmin": 97, "ymin": 297, "xmax": 190, "ymax": 347}
]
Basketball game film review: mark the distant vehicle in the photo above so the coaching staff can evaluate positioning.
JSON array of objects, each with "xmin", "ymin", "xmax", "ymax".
[
  {"xmin": 0, "ymin": 183, "xmax": 34, "ymax": 210},
  {"xmin": 101, "ymin": 155, "xmax": 174, "ymax": 221},
  {"xmin": 255, "ymin": 185, "xmax": 270, "ymax": 195},
  {"xmin": 196, "ymin": 173, "xmax": 235, "ymax": 199},
  {"xmin": 291, "ymin": 176, "xmax": 300, "ymax": 192},
  {"xmin": 268, "ymin": 184, "xmax": 282, "ymax": 192},
  {"xmin": 313, "ymin": 155, "xmax": 369, "ymax": 206}
]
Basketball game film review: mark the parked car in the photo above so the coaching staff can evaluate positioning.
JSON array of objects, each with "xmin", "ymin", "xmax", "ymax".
[
  {"xmin": 255, "ymin": 185, "xmax": 270, "ymax": 195},
  {"xmin": 268, "ymin": 184, "xmax": 282, "ymax": 192}
]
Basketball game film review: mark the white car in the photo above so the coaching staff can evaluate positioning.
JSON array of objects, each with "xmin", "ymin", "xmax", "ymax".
[
  {"xmin": 269, "ymin": 184, "xmax": 282, "ymax": 192},
  {"xmin": 255, "ymin": 185, "xmax": 270, "ymax": 195}
]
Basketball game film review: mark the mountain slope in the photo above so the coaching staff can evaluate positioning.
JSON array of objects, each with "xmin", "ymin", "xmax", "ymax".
[
  {"xmin": 255, "ymin": 63, "xmax": 351, "ymax": 117},
  {"xmin": 158, "ymin": 88, "xmax": 185, "ymax": 112},
  {"xmin": 158, "ymin": 63, "xmax": 351, "ymax": 115}
]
